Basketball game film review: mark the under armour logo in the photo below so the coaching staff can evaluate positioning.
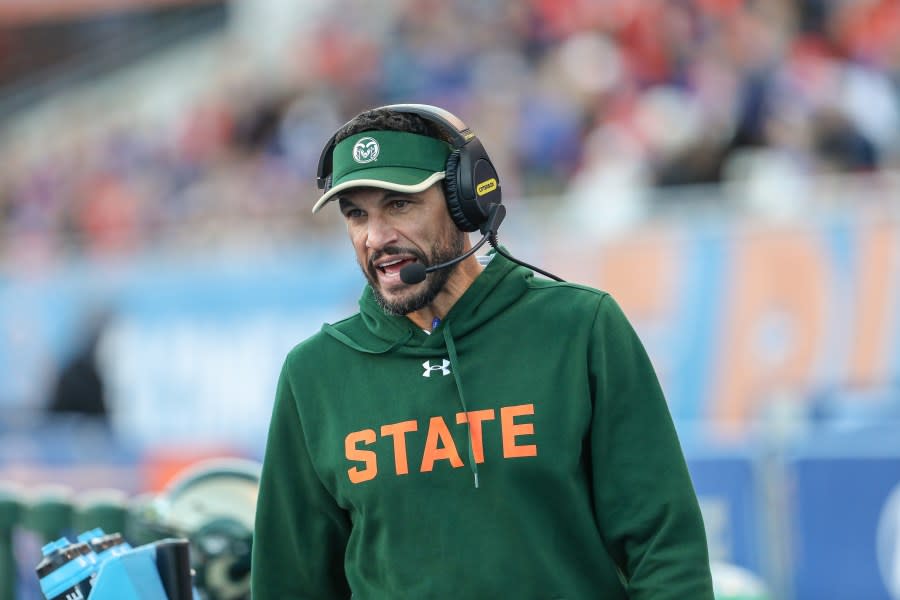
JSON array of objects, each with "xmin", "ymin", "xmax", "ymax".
[{"xmin": 422, "ymin": 359, "xmax": 451, "ymax": 377}]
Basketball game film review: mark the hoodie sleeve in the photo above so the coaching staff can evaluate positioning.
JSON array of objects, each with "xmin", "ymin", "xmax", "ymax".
[
  {"xmin": 251, "ymin": 353, "xmax": 352, "ymax": 600},
  {"xmin": 588, "ymin": 294, "xmax": 714, "ymax": 599}
]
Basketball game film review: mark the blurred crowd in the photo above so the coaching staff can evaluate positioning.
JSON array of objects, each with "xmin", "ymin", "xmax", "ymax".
[{"xmin": 1, "ymin": 0, "xmax": 900, "ymax": 259}]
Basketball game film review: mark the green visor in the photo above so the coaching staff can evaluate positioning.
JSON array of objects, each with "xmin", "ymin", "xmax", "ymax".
[{"xmin": 313, "ymin": 131, "xmax": 453, "ymax": 213}]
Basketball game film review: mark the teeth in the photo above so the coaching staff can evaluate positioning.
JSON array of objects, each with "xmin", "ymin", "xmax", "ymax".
[{"xmin": 377, "ymin": 258, "xmax": 406, "ymax": 271}]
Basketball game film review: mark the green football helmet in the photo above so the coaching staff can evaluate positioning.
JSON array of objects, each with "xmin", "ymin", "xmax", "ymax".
[{"xmin": 128, "ymin": 458, "xmax": 261, "ymax": 600}]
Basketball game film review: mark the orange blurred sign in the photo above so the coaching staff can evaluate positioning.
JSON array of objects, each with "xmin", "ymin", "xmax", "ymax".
[{"xmin": 554, "ymin": 216, "xmax": 899, "ymax": 439}]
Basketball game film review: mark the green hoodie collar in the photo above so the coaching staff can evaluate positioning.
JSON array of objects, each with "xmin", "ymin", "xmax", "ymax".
[{"xmin": 322, "ymin": 249, "xmax": 528, "ymax": 354}]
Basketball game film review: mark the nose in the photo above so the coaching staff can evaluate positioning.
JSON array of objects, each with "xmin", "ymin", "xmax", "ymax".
[{"xmin": 365, "ymin": 213, "xmax": 398, "ymax": 250}]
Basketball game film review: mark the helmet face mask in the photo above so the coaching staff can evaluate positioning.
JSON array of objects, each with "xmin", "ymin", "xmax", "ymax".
[{"xmin": 128, "ymin": 458, "xmax": 262, "ymax": 600}]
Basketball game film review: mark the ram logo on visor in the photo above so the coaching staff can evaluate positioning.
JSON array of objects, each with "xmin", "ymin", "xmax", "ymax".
[{"xmin": 352, "ymin": 137, "xmax": 380, "ymax": 163}]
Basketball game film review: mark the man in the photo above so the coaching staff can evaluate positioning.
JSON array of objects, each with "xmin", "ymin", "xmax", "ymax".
[{"xmin": 251, "ymin": 104, "xmax": 714, "ymax": 599}]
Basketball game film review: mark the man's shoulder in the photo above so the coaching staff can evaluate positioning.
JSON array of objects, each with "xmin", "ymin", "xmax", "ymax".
[
  {"xmin": 286, "ymin": 313, "xmax": 363, "ymax": 360},
  {"xmin": 524, "ymin": 276, "xmax": 610, "ymax": 309}
]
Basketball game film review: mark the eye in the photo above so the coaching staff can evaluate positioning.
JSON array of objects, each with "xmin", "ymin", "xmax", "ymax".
[
  {"xmin": 391, "ymin": 198, "xmax": 411, "ymax": 210},
  {"xmin": 342, "ymin": 207, "xmax": 365, "ymax": 219}
]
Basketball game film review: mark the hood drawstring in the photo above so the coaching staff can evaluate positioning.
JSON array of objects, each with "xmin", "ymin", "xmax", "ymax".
[{"xmin": 442, "ymin": 322, "xmax": 480, "ymax": 489}]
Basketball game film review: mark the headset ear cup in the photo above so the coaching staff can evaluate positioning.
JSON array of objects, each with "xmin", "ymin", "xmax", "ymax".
[{"xmin": 443, "ymin": 150, "xmax": 478, "ymax": 232}]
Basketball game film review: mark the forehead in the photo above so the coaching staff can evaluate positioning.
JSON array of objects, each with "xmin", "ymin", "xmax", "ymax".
[
  {"xmin": 337, "ymin": 186, "xmax": 394, "ymax": 207},
  {"xmin": 337, "ymin": 183, "xmax": 443, "ymax": 209}
]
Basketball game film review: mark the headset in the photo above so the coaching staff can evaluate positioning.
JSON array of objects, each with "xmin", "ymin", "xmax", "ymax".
[{"xmin": 316, "ymin": 103, "xmax": 502, "ymax": 233}]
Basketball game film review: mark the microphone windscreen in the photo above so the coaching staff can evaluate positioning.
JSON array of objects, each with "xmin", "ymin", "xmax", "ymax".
[{"xmin": 400, "ymin": 263, "xmax": 427, "ymax": 284}]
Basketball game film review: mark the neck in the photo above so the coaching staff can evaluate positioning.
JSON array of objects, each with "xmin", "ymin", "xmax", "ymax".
[{"xmin": 406, "ymin": 254, "xmax": 483, "ymax": 331}]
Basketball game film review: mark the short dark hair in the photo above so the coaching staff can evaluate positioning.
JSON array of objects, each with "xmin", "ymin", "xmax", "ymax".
[{"xmin": 333, "ymin": 108, "xmax": 455, "ymax": 145}]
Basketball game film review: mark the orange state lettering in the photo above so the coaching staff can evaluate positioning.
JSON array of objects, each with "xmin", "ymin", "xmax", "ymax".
[{"xmin": 344, "ymin": 403, "xmax": 537, "ymax": 483}]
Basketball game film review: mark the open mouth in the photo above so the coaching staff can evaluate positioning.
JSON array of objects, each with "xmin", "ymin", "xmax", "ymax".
[{"xmin": 375, "ymin": 257, "xmax": 417, "ymax": 278}]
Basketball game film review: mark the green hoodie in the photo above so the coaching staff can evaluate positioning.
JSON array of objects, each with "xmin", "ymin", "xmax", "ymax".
[{"xmin": 251, "ymin": 252, "xmax": 713, "ymax": 599}]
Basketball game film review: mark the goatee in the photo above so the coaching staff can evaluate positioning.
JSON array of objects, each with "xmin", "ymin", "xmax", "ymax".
[{"xmin": 366, "ymin": 233, "xmax": 465, "ymax": 316}]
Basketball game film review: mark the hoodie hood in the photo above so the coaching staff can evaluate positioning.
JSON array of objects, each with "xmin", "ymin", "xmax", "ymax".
[{"xmin": 322, "ymin": 249, "xmax": 529, "ymax": 355}]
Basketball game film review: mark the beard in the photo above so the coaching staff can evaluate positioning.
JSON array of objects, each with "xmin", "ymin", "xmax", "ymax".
[{"xmin": 364, "ymin": 231, "xmax": 466, "ymax": 316}]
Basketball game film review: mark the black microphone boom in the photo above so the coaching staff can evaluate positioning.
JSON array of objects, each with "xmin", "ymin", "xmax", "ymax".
[
  {"xmin": 398, "ymin": 203, "xmax": 564, "ymax": 285},
  {"xmin": 399, "ymin": 204, "xmax": 506, "ymax": 285},
  {"xmin": 399, "ymin": 262, "xmax": 428, "ymax": 285}
]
